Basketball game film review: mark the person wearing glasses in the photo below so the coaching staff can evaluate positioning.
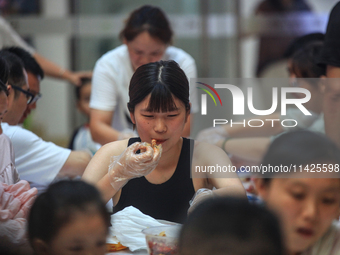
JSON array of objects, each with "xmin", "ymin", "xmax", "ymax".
[
  {"xmin": 0, "ymin": 50, "xmax": 31, "ymax": 125},
  {"xmin": 4, "ymin": 47, "xmax": 43, "ymax": 123},
  {"xmin": 0, "ymin": 48, "xmax": 91, "ymax": 193}
]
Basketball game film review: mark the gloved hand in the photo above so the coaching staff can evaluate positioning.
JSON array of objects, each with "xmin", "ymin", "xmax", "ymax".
[
  {"xmin": 188, "ymin": 188, "xmax": 214, "ymax": 214},
  {"xmin": 196, "ymin": 126, "xmax": 229, "ymax": 145},
  {"xmin": 108, "ymin": 142, "xmax": 162, "ymax": 190},
  {"xmin": 117, "ymin": 129, "xmax": 138, "ymax": 141}
]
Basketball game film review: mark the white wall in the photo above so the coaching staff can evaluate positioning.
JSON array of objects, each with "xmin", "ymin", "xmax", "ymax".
[{"xmin": 31, "ymin": 0, "xmax": 72, "ymax": 144}]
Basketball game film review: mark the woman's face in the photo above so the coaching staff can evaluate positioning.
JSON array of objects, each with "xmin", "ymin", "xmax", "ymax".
[
  {"xmin": 130, "ymin": 94, "xmax": 189, "ymax": 153},
  {"xmin": 256, "ymin": 178, "xmax": 340, "ymax": 254},
  {"xmin": 47, "ymin": 211, "xmax": 107, "ymax": 255},
  {"xmin": 125, "ymin": 31, "xmax": 167, "ymax": 71},
  {"xmin": 77, "ymin": 83, "xmax": 92, "ymax": 117}
]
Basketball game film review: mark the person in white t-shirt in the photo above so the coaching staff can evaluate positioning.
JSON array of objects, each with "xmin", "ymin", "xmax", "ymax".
[
  {"xmin": 90, "ymin": 5, "xmax": 198, "ymax": 145},
  {"xmin": 0, "ymin": 48, "xmax": 91, "ymax": 192}
]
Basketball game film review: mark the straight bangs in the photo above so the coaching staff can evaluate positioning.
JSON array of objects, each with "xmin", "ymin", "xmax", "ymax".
[{"xmin": 146, "ymin": 81, "xmax": 178, "ymax": 112}]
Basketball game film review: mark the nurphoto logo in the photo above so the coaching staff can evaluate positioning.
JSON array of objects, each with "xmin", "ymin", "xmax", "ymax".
[{"xmin": 194, "ymin": 78, "xmax": 313, "ymax": 129}]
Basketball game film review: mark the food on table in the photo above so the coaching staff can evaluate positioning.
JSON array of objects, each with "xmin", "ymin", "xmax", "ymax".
[{"xmin": 106, "ymin": 242, "xmax": 127, "ymax": 252}]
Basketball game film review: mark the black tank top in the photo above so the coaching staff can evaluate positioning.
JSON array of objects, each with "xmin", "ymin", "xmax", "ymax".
[{"xmin": 112, "ymin": 137, "xmax": 195, "ymax": 223}]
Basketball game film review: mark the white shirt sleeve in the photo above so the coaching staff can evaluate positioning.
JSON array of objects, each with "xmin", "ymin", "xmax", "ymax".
[
  {"xmin": 3, "ymin": 124, "xmax": 71, "ymax": 186},
  {"xmin": 90, "ymin": 56, "xmax": 118, "ymax": 111}
]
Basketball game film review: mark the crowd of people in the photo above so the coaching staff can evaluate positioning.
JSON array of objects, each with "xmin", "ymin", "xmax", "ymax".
[{"xmin": 1, "ymin": 2, "xmax": 340, "ymax": 255}]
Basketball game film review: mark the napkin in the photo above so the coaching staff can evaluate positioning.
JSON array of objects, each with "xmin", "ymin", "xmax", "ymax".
[{"xmin": 109, "ymin": 206, "xmax": 169, "ymax": 251}]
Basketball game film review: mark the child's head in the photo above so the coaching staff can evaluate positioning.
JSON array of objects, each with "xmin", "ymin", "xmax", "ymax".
[
  {"xmin": 289, "ymin": 41, "xmax": 325, "ymax": 113},
  {"xmin": 28, "ymin": 180, "xmax": 110, "ymax": 255},
  {"xmin": 284, "ymin": 32, "xmax": 324, "ymax": 78},
  {"xmin": 179, "ymin": 196, "xmax": 284, "ymax": 255},
  {"xmin": 291, "ymin": 41, "xmax": 326, "ymax": 79},
  {"xmin": 255, "ymin": 130, "xmax": 340, "ymax": 254},
  {"xmin": 75, "ymin": 78, "xmax": 92, "ymax": 117}
]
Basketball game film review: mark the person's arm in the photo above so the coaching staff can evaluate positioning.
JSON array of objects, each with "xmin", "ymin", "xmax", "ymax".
[
  {"xmin": 89, "ymin": 109, "xmax": 120, "ymax": 145},
  {"xmin": 189, "ymin": 142, "xmax": 246, "ymax": 213},
  {"xmin": 82, "ymin": 141, "xmax": 127, "ymax": 202},
  {"xmin": 57, "ymin": 151, "xmax": 91, "ymax": 179},
  {"xmin": 194, "ymin": 142, "xmax": 246, "ymax": 197},
  {"xmin": 33, "ymin": 53, "xmax": 92, "ymax": 86},
  {"xmin": 82, "ymin": 140, "xmax": 161, "ymax": 203},
  {"xmin": 217, "ymin": 137, "xmax": 271, "ymax": 163},
  {"xmin": 323, "ymin": 66, "xmax": 340, "ymax": 147}
]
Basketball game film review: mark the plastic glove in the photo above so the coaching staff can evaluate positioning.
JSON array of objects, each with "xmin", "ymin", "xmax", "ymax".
[
  {"xmin": 117, "ymin": 129, "xmax": 138, "ymax": 141},
  {"xmin": 108, "ymin": 142, "xmax": 162, "ymax": 190},
  {"xmin": 188, "ymin": 188, "xmax": 214, "ymax": 214},
  {"xmin": 196, "ymin": 126, "xmax": 228, "ymax": 145}
]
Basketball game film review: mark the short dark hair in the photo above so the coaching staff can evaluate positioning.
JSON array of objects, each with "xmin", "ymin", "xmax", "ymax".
[
  {"xmin": 291, "ymin": 41, "xmax": 326, "ymax": 79},
  {"xmin": 283, "ymin": 32, "xmax": 325, "ymax": 58},
  {"xmin": 261, "ymin": 130, "xmax": 340, "ymax": 182},
  {"xmin": 28, "ymin": 180, "xmax": 110, "ymax": 245},
  {"xmin": 0, "ymin": 50, "xmax": 26, "ymax": 99},
  {"xmin": 75, "ymin": 77, "xmax": 92, "ymax": 100},
  {"xmin": 0, "ymin": 55, "xmax": 9, "ymax": 95},
  {"xmin": 4, "ymin": 46, "xmax": 44, "ymax": 79},
  {"xmin": 120, "ymin": 5, "xmax": 173, "ymax": 45},
  {"xmin": 179, "ymin": 196, "xmax": 284, "ymax": 255},
  {"xmin": 128, "ymin": 60, "xmax": 190, "ymax": 114}
]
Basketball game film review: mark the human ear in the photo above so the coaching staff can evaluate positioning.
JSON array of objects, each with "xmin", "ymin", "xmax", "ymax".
[
  {"xmin": 32, "ymin": 239, "xmax": 49, "ymax": 255},
  {"xmin": 319, "ymin": 75, "xmax": 326, "ymax": 93},
  {"xmin": 253, "ymin": 178, "xmax": 269, "ymax": 200},
  {"xmin": 185, "ymin": 103, "xmax": 191, "ymax": 123},
  {"xmin": 129, "ymin": 111, "xmax": 136, "ymax": 124},
  {"xmin": 6, "ymin": 85, "xmax": 12, "ymax": 95}
]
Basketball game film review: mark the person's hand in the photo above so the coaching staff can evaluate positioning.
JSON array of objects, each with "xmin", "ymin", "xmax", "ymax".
[
  {"xmin": 188, "ymin": 188, "xmax": 214, "ymax": 214},
  {"xmin": 108, "ymin": 142, "xmax": 162, "ymax": 190},
  {"xmin": 66, "ymin": 71, "xmax": 93, "ymax": 86},
  {"xmin": 196, "ymin": 126, "xmax": 228, "ymax": 145},
  {"xmin": 117, "ymin": 129, "xmax": 138, "ymax": 141}
]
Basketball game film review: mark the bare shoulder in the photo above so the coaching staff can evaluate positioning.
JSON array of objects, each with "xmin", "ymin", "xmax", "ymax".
[
  {"xmin": 95, "ymin": 139, "xmax": 129, "ymax": 157},
  {"xmin": 82, "ymin": 139, "xmax": 130, "ymax": 183}
]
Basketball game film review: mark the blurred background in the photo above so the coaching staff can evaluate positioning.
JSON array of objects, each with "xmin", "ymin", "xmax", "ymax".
[{"xmin": 3, "ymin": 0, "xmax": 338, "ymax": 145}]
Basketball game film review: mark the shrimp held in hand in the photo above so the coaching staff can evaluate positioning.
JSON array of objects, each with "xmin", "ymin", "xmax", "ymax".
[{"xmin": 108, "ymin": 141, "xmax": 162, "ymax": 190}]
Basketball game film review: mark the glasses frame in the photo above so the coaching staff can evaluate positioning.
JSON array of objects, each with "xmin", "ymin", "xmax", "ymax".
[
  {"xmin": 11, "ymin": 85, "xmax": 35, "ymax": 104},
  {"xmin": 30, "ymin": 92, "xmax": 42, "ymax": 104}
]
